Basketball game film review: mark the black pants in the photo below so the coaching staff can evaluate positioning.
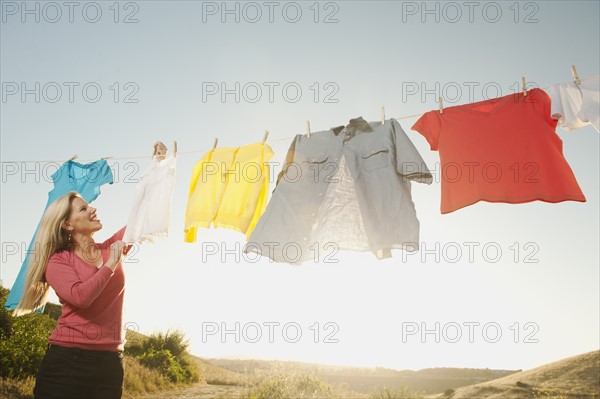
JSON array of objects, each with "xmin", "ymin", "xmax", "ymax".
[{"xmin": 33, "ymin": 344, "xmax": 124, "ymax": 399}]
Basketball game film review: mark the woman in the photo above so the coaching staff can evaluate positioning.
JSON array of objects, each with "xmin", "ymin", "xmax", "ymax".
[{"xmin": 14, "ymin": 191, "xmax": 130, "ymax": 399}]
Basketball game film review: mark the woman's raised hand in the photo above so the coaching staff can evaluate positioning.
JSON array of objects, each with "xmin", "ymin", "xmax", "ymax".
[{"xmin": 107, "ymin": 240, "xmax": 130, "ymax": 270}]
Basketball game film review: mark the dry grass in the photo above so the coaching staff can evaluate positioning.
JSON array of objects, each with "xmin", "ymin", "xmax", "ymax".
[
  {"xmin": 0, "ymin": 376, "xmax": 35, "ymax": 399},
  {"xmin": 190, "ymin": 355, "xmax": 249, "ymax": 386},
  {"xmin": 122, "ymin": 355, "xmax": 178, "ymax": 398},
  {"xmin": 240, "ymin": 364, "xmax": 372, "ymax": 399},
  {"xmin": 443, "ymin": 350, "xmax": 600, "ymax": 399}
]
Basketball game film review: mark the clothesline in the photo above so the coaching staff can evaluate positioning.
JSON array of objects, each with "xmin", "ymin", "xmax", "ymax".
[
  {"xmin": 0, "ymin": 77, "xmax": 587, "ymax": 164},
  {"xmin": 0, "ymin": 112, "xmax": 423, "ymax": 164}
]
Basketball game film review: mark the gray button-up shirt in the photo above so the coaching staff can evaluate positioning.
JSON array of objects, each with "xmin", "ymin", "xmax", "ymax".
[{"xmin": 244, "ymin": 117, "xmax": 432, "ymax": 264}]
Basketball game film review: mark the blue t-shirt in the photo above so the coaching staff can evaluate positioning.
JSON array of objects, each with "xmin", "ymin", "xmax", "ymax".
[{"xmin": 4, "ymin": 160, "xmax": 113, "ymax": 311}]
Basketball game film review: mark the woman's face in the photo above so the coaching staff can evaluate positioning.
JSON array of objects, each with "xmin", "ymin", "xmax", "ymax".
[{"xmin": 63, "ymin": 196, "xmax": 102, "ymax": 236}]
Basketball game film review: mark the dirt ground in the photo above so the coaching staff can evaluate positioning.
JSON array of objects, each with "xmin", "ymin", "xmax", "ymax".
[{"xmin": 131, "ymin": 383, "xmax": 247, "ymax": 399}]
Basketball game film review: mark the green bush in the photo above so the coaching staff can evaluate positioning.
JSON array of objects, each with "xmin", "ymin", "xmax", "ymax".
[
  {"xmin": 0, "ymin": 287, "xmax": 56, "ymax": 379},
  {"xmin": 0, "ymin": 308, "xmax": 13, "ymax": 339},
  {"xmin": 138, "ymin": 348, "xmax": 188, "ymax": 383},
  {"xmin": 141, "ymin": 329, "xmax": 189, "ymax": 358},
  {"xmin": 124, "ymin": 340, "xmax": 145, "ymax": 357},
  {"xmin": 41, "ymin": 302, "xmax": 62, "ymax": 321},
  {"xmin": 0, "ymin": 287, "xmax": 13, "ymax": 337},
  {"xmin": 178, "ymin": 355, "xmax": 201, "ymax": 383},
  {"xmin": 128, "ymin": 329, "xmax": 200, "ymax": 384}
]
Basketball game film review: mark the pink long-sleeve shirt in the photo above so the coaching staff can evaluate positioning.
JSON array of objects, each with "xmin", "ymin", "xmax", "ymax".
[{"xmin": 45, "ymin": 226, "xmax": 127, "ymax": 352}]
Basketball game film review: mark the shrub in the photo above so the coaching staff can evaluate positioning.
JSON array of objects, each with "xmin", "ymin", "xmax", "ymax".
[
  {"xmin": 141, "ymin": 329, "xmax": 188, "ymax": 358},
  {"xmin": 124, "ymin": 340, "xmax": 144, "ymax": 357},
  {"xmin": 178, "ymin": 354, "xmax": 201, "ymax": 383},
  {"xmin": 41, "ymin": 302, "xmax": 62, "ymax": 321},
  {"xmin": 129, "ymin": 330, "xmax": 200, "ymax": 384},
  {"xmin": 136, "ymin": 348, "xmax": 186, "ymax": 383},
  {"xmin": 0, "ymin": 288, "xmax": 56, "ymax": 379},
  {"xmin": 0, "ymin": 287, "xmax": 14, "ymax": 337}
]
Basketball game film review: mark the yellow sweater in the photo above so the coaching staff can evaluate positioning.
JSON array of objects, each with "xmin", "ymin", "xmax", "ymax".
[{"xmin": 184, "ymin": 142, "xmax": 274, "ymax": 242}]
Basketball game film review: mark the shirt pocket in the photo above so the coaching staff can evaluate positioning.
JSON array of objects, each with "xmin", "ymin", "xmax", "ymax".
[
  {"xmin": 301, "ymin": 152, "xmax": 330, "ymax": 182},
  {"xmin": 360, "ymin": 147, "xmax": 391, "ymax": 172}
]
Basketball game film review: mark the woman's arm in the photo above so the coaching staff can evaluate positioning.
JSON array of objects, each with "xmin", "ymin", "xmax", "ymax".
[
  {"xmin": 103, "ymin": 226, "xmax": 127, "ymax": 247},
  {"xmin": 45, "ymin": 253, "xmax": 114, "ymax": 309}
]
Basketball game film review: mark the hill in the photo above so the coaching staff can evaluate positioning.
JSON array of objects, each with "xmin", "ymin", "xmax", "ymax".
[
  {"xmin": 207, "ymin": 358, "xmax": 520, "ymax": 394},
  {"xmin": 440, "ymin": 350, "xmax": 599, "ymax": 399}
]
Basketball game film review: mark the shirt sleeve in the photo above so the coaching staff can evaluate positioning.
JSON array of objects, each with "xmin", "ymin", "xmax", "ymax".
[
  {"xmin": 392, "ymin": 119, "xmax": 433, "ymax": 184},
  {"xmin": 546, "ymin": 84, "xmax": 566, "ymax": 124},
  {"xmin": 96, "ymin": 159, "xmax": 114, "ymax": 186},
  {"xmin": 102, "ymin": 226, "xmax": 127, "ymax": 247},
  {"xmin": 89, "ymin": 160, "xmax": 114, "ymax": 200},
  {"xmin": 273, "ymin": 134, "xmax": 300, "ymax": 193},
  {"xmin": 545, "ymin": 83, "xmax": 587, "ymax": 130},
  {"xmin": 45, "ymin": 252, "xmax": 114, "ymax": 309},
  {"xmin": 411, "ymin": 111, "xmax": 442, "ymax": 151}
]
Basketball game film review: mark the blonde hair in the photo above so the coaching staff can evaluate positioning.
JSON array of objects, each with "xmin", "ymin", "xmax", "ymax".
[{"xmin": 12, "ymin": 191, "xmax": 80, "ymax": 317}]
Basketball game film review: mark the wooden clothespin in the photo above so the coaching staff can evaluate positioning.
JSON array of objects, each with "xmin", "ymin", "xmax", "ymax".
[
  {"xmin": 439, "ymin": 97, "xmax": 444, "ymax": 114},
  {"xmin": 211, "ymin": 138, "xmax": 218, "ymax": 151},
  {"xmin": 262, "ymin": 130, "xmax": 269, "ymax": 143},
  {"xmin": 101, "ymin": 156, "xmax": 112, "ymax": 160},
  {"xmin": 521, "ymin": 76, "xmax": 527, "ymax": 96},
  {"xmin": 381, "ymin": 106, "xmax": 385, "ymax": 124},
  {"xmin": 571, "ymin": 65, "xmax": 581, "ymax": 86},
  {"xmin": 70, "ymin": 155, "xmax": 78, "ymax": 161},
  {"xmin": 306, "ymin": 120, "xmax": 311, "ymax": 138},
  {"xmin": 153, "ymin": 141, "xmax": 168, "ymax": 161},
  {"xmin": 173, "ymin": 140, "xmax": 177, "ymax": 158}
]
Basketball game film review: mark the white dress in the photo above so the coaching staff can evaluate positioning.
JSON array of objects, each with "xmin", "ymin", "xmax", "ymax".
[{"xmin": 123, "ymin": 155, "xmax": 177, "ymax": 244}]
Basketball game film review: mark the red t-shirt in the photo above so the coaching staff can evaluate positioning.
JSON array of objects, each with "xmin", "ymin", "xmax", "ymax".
[
  {"xmin": 45, "ymin": 226, "xmax": 127, "ymax": 352},
  {"xmin": 411, "ymin": 88, "xmax": 586, "ymax": 214}
]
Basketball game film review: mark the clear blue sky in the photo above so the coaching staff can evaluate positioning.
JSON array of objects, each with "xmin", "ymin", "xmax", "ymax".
[{"xmin": 1, "ymin": 0, "xmax": 599, "ymax": 371}]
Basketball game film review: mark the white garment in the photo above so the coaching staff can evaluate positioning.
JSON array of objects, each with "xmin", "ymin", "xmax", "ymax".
[
  {"xmin": 310, "ymin": 154, "xmax": 371, "ymax": 252},
  {"xmin": 309, "ymin": 154, "xmax": 413, "ymax": 260},
  {"xmin": 123, "ymin": 155, "xmax": 177, "ymax": 244},
  {"xmin": 579, "ymin": 75, "xmax": 599, "ymax": 132},
  {"xmin": 547, "ymin": 75, "xmax": 599, "ymax": 133},
  {"xmin": 547, "ymin": 81, "xmax": 587, "ymax": 130}
]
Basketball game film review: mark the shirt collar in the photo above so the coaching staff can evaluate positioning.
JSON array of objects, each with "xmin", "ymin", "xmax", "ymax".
[{"xmin": 331, "ymin": 116, "xmax": 374, "ymax": 135}]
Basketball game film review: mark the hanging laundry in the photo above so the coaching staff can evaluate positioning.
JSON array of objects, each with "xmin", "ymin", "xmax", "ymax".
[
  {"xmin": 184, "ymin": 142, "xmax": 274, "ymax": 242},
  {"xmin": 546, "ymin": 75, "xmax": 599, "ymax": 133},
  {"xmin": 244, "ymin": 117, "xmax": 432, "ymax": 264},
  {"xmin": 4, "ymin": 159, "xmax": 114, "ymax": 311},
  {"xmin": 411, "ymin": 88, "xmax": 587, "ymax": 214},
  {"xmin": 123, "ymin": 153, "xmax": 177, "ymax": 244}
]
